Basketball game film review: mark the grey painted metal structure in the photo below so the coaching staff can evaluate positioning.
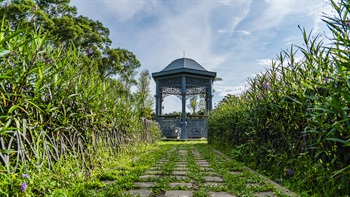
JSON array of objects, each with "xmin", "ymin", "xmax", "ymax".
[{"xmin": 152, "ymin": 58, "xmax": 216, "ymax": 139}]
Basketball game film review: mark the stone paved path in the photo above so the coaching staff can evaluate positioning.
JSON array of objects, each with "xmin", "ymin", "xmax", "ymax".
[{"xmin": 124, "ymin": 144, "xmax": 298, "ymax": 197}]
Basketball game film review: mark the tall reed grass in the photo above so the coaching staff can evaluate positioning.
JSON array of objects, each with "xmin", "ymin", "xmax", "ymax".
[
  {"xmin": 0, "ymin": 17, "xmax": 160, "ymax": 195},
  {"xmin": 209, "ymin": 0, "xmax": 349, "ymax": 195}
]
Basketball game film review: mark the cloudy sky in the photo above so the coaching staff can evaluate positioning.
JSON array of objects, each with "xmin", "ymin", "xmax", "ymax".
[{"xmin": 70, "ymin": 0, "xmax": 332, "ymax": 113}]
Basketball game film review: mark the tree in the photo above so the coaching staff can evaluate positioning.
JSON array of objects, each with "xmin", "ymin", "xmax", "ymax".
[
  {"xmin": 135, "ymin": 70, "xmax": 153, "ymax": 119},
  {"xmin": 0, "ymin": 0, "xmax": 141, "ymax": 88},
  {"xmin": 112, "ymin": 49, "xmax": 140, "ymax": 89},
  {"xmin": 187, "ymin": 76, "xmax": 223, "ymax": 115},
  {"xmin": 0, "ymin": 0, "xmax": 111, "ymax": 51},
  {"xmin": 187, "ymin": 95, "xmax": 198, "ymax": 115}
]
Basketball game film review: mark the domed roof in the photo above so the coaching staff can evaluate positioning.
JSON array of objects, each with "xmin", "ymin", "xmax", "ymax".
[
  {"xmin": 152, "ymin": 57, "xmax": 216, "ymax": 79},
  {"xmin": 162, "ymin": 58, "xmax": 207, "ymax": 71}
]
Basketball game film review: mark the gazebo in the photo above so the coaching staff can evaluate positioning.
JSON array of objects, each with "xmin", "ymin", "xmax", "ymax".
[{"xmin": 152, "ymin": 57, "xmax": 216, "ymax": 139}]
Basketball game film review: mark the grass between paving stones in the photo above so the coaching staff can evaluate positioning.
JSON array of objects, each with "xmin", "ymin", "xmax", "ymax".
[
  {"xmin": 74, "ymin": 141, "xmax": 293, "ymax": 196},
  {"xmin": 151, "ymin": 145, "xmax": 178, "ymax": 195},
  {"xmin": 68, "ymin": 142, "xmax": 172, "ymax": 197},
  {"xmin": 194, "ymin": 142, "xmax": 292, "ymax": 197}
]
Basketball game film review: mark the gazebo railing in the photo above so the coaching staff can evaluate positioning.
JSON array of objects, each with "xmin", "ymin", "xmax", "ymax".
[
  {"xmin": 158, "ymin": 117, "xmax": 181, "ymax": 138},
  {"xmin": 158, "ymin": 115, "xmax": 208, "ymax": 138},
  {"xmin": 187, "ymin": 117, "xmax": 208, "ymax": 138}
]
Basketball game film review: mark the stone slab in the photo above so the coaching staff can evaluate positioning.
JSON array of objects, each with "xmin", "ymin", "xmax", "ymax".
[
  {"xmin": 169, "ymin": 182, "xmax": 192, "ymax": 188},
  {"xmin": 175, "ymin": 164, "xmax": 188, "ymax": 167},
  {"xmin": 165, "ymin": 190, "xmax": 193, "ymax": 197},
  {"xmin": 203, "ymin": 182, "xmax": 226, "ymax": 187},
  {"xmin": 200, "ymin": 167, "xmax": 214, "ymax": 171},
  {"xmin": 196, "ymin": 161, "xmax": 210, "ymax": 165},
  {"xmin": 127, "ymin": 189, "xmax": 152, "ymax": 197},
  {"xmin": 139, "ymin": 175, "xmax": 159, "ymax": 179},
  {"xmin": 209, "ymin": 192, "xmax": 235, "ymax": 197},
  {"xmin": 176, "ymin": 162, "xmax": 188, "ymax": 165},
  {"xmin": 254, "ymin": 191, "xmax": 276, "ymax": 197},
  {"xmin": 134, "ymin": 182, "xmax": 155, "ymax": 188},
  {"xmin": 203, "ymin": 171, "xmax": 219, "ymax": 176},
  {"xmin": 204, "ymin": 176, "xmax": 224, "ymax": 182},
  {"xmin": 172, "ymin": 175, "xmax": 188, "ymax": 180},
  {"xmin": 174, "ymin": 167, "xmax": 189, "ymax": 171},
  {"xmin": 172, "ymin": 171, "xmax": 187, "ymax": 176},
  {"xmin": 145, "ymin": 170, "xmax": 162, "ymax": 175}
]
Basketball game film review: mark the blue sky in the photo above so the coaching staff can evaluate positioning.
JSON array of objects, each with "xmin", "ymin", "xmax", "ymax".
[{"xmin": 70, "ymin": 0, "xmax": 332, "ymax": 113}]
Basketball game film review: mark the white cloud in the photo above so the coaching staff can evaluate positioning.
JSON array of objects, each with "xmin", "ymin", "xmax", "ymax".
[
  {"xmin": 100, "ymin": 0, "xmax": 163, "ymax": 21},
  {"xmin": 249, "ymin": 1, "xmax": 295, "ymax": 31},
  {"xmin": 214, "ymin": 84, "xmax": 247, "ymax": 97},
  {"xmin": 310, "ymin": 1, "xmax": 333, "ymax": 36},
  {"xmin": 70, "ymin": 0, "xmax": 330, "ymax": 113},
  {"xmin": 235, "ymin": 30, "xmax": 252, "ymax": 41},
  {"xmin": 257, "ymin": 59, "xmax": 273, "ymax": 67},
  {"xmin": 283, "ymin": 35, "xmax": 299, "ymax": 46}
]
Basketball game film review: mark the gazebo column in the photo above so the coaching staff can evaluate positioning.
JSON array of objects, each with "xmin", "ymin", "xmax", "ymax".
[
  {"xmin": 180, "ymin": 75, "xmax": 187, "ymax": 139},
  {"xmin": 205, "ymin": 92, "xmax": 209, "ymax": 114},
  {"xmin": 208, "ymin": 80, "xmax": 213, "ymax": 112},
  {"xmin": 155, "ymin": 80, "xmax": 160, "ymax": 121},
  {"xmin": 159, "ymin": 90, "xmax": 163, "ymax": 116}
]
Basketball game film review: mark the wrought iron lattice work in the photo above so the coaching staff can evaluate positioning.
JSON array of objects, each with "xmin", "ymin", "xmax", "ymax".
[
  {"xmin": 186, "ymin": 77, "xmax": 210, "ymax": 88},
  {"xmin": 159, "ymin": 77, "xmax": 211, "ymax": 98},
  {"xmin": 158, "ymin": 118, "xmax": 181, "ymax": 138},
  {"xmin": 187, "ymin": 118, "xmax": 208, "ymax": 138},
  {"xmin": 186, "ymin": 77, "xmax": 209, "ymax": 96},
  {"xmin": 159, "ymin": 77, "xmax": 182, "ymax": 98}
]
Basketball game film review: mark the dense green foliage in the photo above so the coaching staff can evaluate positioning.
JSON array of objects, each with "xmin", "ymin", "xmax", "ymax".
[
  {"xmin": 209, "ymin": 0, "xmax": 350, "ymax": 196},
  {"xmin": 0, "ymin": 0, "xmax": 141, "ymax": 80},
  {"xmin": 135, "ymin": 70, "xmax": 154, "ymax": 119},
  {"xmin": 0, "ymin": 1, "xmax": 160, "ymax": 195}
]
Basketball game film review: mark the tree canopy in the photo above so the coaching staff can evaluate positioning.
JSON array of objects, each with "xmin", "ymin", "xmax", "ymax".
[{"xmin": 0, "ymin": 0, "xmax": 140, "ymax": 83}]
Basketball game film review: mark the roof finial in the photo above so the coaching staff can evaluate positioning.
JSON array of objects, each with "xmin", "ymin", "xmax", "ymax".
[{"xmin": 183, "ymin": 50, "xmax": 185, "ymax": 58}]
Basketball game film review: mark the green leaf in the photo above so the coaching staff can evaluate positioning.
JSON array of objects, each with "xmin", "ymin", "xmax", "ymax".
[
  {"xmin": 7, "ymin": 105, "xmax": 19, "ymax": 114},
  {"xmin": 325, "ymin": 138, "xmax": 347, "ymax": 144},
  {"xmin": 0, "ymin": 75, "xmax": 12, "ymax": 79},
  {"xmin": 0, "ymin": 49, "xmax": 10, "ymax": 57},
  {"xmin": 308, "ymin": 107, "xmax": 336, "ymax": 114},
  {"xmin": 0, "ymin": 149, "xmax": 16, "ymax": 154}
]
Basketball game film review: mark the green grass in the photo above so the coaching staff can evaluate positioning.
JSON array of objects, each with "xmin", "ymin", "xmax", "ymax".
[
  {"xmin": 0, "ymin": 141, "xmax": 300, "ymax": 196},
  {"xmin": 105, "ymin": 141, "xmax": 293, "ymax": 197}
]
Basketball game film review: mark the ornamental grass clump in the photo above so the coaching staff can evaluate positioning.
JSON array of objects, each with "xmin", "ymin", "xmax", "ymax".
[{"xmin": 209, "ymin": 0, "xmax": 350, "ymax": 196}]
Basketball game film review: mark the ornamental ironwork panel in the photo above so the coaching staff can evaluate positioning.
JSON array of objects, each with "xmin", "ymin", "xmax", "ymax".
[
  {"xmin": 187, "ymin": 118, "xmax": 208, "ymax": 138},
  {"xmin": 186, "ymin": 77, "xmax": 210, "ymax": 88},
  {"xmin": 158, "ymin": 77, "xmax": 211, "ymax": 98},
  {"xmin": 186, "ymin": 77, "xmax": 210, "ymax": 96},
  {"xmin": 159, "ymin": 77, "xmax": 182, "ymax": 88},
  {"xmin": 186, "ymin": 87, "xmax": 206, "ymax": 96},
  {"xmin": 158, "ymin": 118, "xmax": 181, "ymax": 138},
  {"xmin": 162, "ymin": 87, "xmax": 182, "ymax": 98},
  {"xmin": 159, "ymin": 77, "xmax": 182, "ymax": 98}
]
